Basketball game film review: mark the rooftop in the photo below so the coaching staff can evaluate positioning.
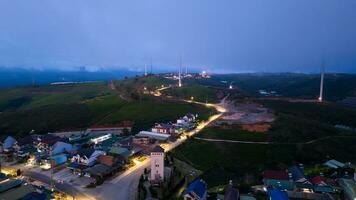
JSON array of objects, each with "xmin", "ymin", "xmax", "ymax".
[
  {"xmin": 267, "ymin": 189, "xmax": 289, "ymax": 200},
  {"xmin": 263, "ymin": 170, "xmax": 289, "ymax": 180},
  {"xmin": 183, "ymin": 179, "xmax": 207, "ymax": 199},
  {"xmin": 151, "ymin": 145, "xmax": 164, "ymax": 153}
]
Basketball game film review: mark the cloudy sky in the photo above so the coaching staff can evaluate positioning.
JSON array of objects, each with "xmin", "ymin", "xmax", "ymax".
[{"xmin": 0, "ymin": 0, "xmax": 356, "ymax": 73}]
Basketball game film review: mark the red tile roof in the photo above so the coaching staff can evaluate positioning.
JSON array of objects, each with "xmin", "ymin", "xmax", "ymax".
[{"xmin": 311, "ymin": 176, "xmax": 327, "ymax": 185}]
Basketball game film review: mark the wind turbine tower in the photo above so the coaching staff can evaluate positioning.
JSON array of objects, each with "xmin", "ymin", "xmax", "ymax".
[
  {"xmin": 178, "ymin": 57, "xmax": 182, "ymax": 87},
  {"xmin": 318, "ymin": 64, "xmax": 325, "ymax": 102},
  {"xmin": 144, "ymin": 64, "xmax": 148, "ymax": 76},
  {"xmin": 150, "ymin": 57, "xmax": 153, "ymax": 74}
]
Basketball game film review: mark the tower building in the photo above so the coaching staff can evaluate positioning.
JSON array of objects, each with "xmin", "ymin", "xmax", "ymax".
[{"xmin": 150, "ymin": 145, "xmax": 165, "ymax": 182}]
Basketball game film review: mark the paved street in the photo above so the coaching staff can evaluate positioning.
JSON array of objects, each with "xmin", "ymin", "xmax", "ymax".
[{"xmin": 23, "ymin": 170, "xmax": 96, "ymax": 200}]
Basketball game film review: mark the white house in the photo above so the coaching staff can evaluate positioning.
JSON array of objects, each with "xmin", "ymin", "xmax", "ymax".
[
  {"xmin": 150, "ymin": 146, "xmax": 165, "ymax": 182},
  {"xmin": 71, "ymin": 148, "xmax": 106, "ymax": 166}
]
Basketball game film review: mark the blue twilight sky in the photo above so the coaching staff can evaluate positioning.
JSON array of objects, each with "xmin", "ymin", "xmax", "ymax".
[{"xmin": 0, "ymin": 0, "xmax": 356, "ymax": 73}]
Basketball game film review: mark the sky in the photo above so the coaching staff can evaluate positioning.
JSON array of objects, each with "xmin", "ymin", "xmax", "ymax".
[{"xmin": 0, "ymin": 0, "xmax": 356, "ymax": 73}]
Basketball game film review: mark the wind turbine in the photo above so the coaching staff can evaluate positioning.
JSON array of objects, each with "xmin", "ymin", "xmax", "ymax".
[
  {"xmin": 178, "ymin": 56, "xmax": 182, "ymax": 87},
  {"xmin": 318, "ymin": 63, "xmax": 325, "ymax": 102},
  {"xmin": 144, "ymin": 63, "xmax": 148, "ymax": 76}
]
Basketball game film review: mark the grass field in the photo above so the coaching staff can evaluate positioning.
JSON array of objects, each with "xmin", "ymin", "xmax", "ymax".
[
  {"xmin": 197, "ymin": 126, "xmax": 268, "ymax": 142},
  {"xmin": 172, "ymin": 99, "xmax": 356, "ymax": 188},
  {"xmin": 261, "ymin": 100, "xmax": 356, "ymax": 143},
  {"xmin": 93, "ymin": 99, "xmax": 215, "ymax": 133},
  {"xmin": 0, "ymin": 82, "xmax": 110, "ymax": 111},
  {"xmin": 0, "ymin": 79, "xmax": 214, "ymax": 138},
  {"xmin": 172, "ymin": 136, "xmax": 356, "ymax": 187},
  {"xmin": 161, "ymin": 84, "xmax": 221, "ymax": 103}
]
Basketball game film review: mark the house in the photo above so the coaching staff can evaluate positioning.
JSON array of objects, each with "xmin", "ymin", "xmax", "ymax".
[
  {"xmin": 3, "ymin": 136, "xmax": 18, "ymax": 152},
  {"xmin": 67, "ymin": 162, "xmax": 88, "ymax": 176},
  {"xmin": 311, "ymin": 176, "xmax": 335, "ymax": 193},
  {"xmin": 87, "ymin": 121, "xmax": 133, "ymax": 135},
  {"xmin": 263, "ymin": 170, "xmax": 295, "ymax": 191},
  {"xmin": 17, "ymin": 135, "xmax": 34, "ymax": 149},
  {"xmin": 151, "ymin": 123, "xmax": 178, "ymax": 135},
  {"xmin": 338, "ymin": 178, "xmax": 356, "ymax": 200},
  {"xmin": 133, "ymin": 136, "xmax": 154, "ymax": 146},
  {"xmin": 109, "ymin": 147, "xmax": 131, "ymax": 160},
  {"xmin": 177, "ymin": 113, "xmax": 196, "ymax": 125},
  {"xmin": 150, "ymin": 145, "xmax": 165, "ymax": 182},
  {"xmin": 324, "ymin": 159, "xmax": 345, "ymax": 169},
  {"xmin": 83, "ymin": 164, "xmax": 112, "ymax": 178},
  {"xmin": 94, "ymin": 135, "xmax": 120, "ymax": 152},
  {"xmin": 71, "ymin": 148, "xmax": 106, "ymax": 166},
  {"xmin": 22, "ymin": 192, "xmax": 47, "ymax": 200},
  {"xmin": 136, "ymin": 131, "xmax": 170, "ymax": 141},
  {"xmin": 97, "ymin": 155, "xmax": 122, "ymax": 167},
  {"xmin": 0, "ymin": 180, "xmax": 37, "ymax": 200},
  {"xmin": 267, "ymin": 189, "xmax": 289, "ymax": 200},
  {"xmin": 288, "ymin": 165, "xmax": 308, "ymax": 183},
  {"xmin": 119, "ymin": 136, "xmax": 134, "ymax": 145},
  {"xmin": 224, "ymin": 181, "xmax": 239, "ymax": 200},
  {"xmin": 41, "ymin": 154, "xmax": 67, "ymax": 169},
  {"xmin": 35, "ymin": 135, "xmax": 63, "ymax": 153},
  {"xmin": 183, "ymin": 179, "xmax": 207, "ymax": 200},
  {"xmin": 51, "ymin": 141, "xmax": 75, "ymax": 155}
]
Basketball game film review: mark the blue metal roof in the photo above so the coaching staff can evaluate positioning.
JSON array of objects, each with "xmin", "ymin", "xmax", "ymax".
[
  {"xmin": 268, "ymin": 189, "xmax": 289, "ymax": 200},
  {"xmin": 3, "ymin": 136, "xmax": 16, "ymax": 149},
  {"xmin": 288, "ymin": 165, "xmax": 305, "ymax": 181},
  {"xmin": 183, "ymin": 179, "xmax": 207, "ymax": 199}
]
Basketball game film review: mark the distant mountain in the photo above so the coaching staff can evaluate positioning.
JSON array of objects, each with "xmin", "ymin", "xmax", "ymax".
[{"xmin": 0, "ymin": 68, "xmax": 140, "ymax": 88}]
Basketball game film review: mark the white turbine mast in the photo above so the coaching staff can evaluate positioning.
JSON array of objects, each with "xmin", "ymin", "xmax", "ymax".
[
  {"xmin": 318, "ymin": 63, "xmax": 325, "ymax": 102},
  {"xmin": 178, "ymin": 56, "xmax": 182, "ymax": 87},
  {"xmin": 144, "ymin": 63, "xmax": 147, "ymax": 76}
]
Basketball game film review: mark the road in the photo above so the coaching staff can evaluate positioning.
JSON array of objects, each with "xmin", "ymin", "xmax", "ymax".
[{"xmin": 23, "ymin": 170, "xmax": 96, "ymax": 200}]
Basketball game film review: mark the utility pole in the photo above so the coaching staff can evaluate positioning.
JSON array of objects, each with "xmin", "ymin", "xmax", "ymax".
[{"xmin": 50, "ymin": 147, "xmax": 55, "ymax": 191}]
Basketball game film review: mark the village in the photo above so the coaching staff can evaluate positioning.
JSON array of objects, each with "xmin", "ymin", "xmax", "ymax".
[{"xmin": 0, "ymin": 112, "xmax": 202, "ymax": 199}]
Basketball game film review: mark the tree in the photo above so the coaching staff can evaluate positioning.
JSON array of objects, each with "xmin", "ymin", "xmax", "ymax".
[
  {"xmin": 16, "ymin": 169, "xmax": 22, "ymax": 176},
  {"xmin": 122, "ymin": 128, "xmax": 130, "ymax": 136}
]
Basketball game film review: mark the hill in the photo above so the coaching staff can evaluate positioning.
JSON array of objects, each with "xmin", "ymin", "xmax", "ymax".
[{"xmin": 0, "ymin": 78, "xmax": 214, "ymax": 138}]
